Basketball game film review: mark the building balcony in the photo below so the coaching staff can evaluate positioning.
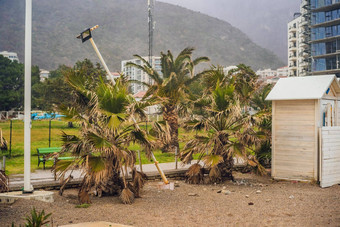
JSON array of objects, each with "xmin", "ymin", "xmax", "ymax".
[
  {"xmin": 311, "ymin": 18, "xmax": 340, "ymax": 28},
  {"xmin": 289, "ymin": 27, "xmax": 297, "ymax": 33},
  {"xmin": 312, "ymin": 52, "xmax": 339, "ymax": 59},
  {"xmin": 301, "ymin": 42, "xmax": 310, "ymax": 48},
  {"xmin": 299, "ymin": 31, "xmax": 310, "ymax": 38},
  {"xmin": 311, "ymin": 68, "xmax": 340, "ymax": 75},
  {"xmin": 312, "ymin": 3, "xmax": 340, "ymax": 13},
  {"xmin": 300, "ymin": 61, "xmax": 309, "ymax": 67},
  {"xmin": 289, "ymin": 55, "xmax": 297, "ymax": 60},
  {"xmin": 300, "ymin": 51, "xmax": 310, "ymax": 58},
  {"xmin": 301, "ymin": 0, "xmax": 310, "ymax": 9},
  {"xmin": 300, "ymin": 19, "xmax": 309, "ymax": 26},
  {"xmin": 289, "ymin": 65, "xmax": 297, "ymax": 70},
  {"xmin": 289, "ymin": 46, "xmax": 297, "ymax": 51},
  {"xmin": 289, "ymin": 36, "xmax": 297, "ymax": 41},
  {"xmin": 311, "ymin": 34, "xmax": 340, "ymax": 43}
]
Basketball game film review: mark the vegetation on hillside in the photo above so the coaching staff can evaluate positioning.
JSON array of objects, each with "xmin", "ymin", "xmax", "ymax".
[{"xmin": 0, "ymin": 0, "xmax": 284, "ymax": 71}]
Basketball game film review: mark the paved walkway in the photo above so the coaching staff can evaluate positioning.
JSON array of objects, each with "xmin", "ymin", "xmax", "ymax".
[
  {"xmin": 8, "ymin": 158, "xmax": 246, "ymax": 190},
  {"xmin": 8, "ymin": 162, "xmax": 196, "ymax": 190}
]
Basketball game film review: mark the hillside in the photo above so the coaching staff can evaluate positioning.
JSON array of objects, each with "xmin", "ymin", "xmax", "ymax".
[{"xmin": 0, "ymin": 0, "xmax": 284, "ymax": 71}]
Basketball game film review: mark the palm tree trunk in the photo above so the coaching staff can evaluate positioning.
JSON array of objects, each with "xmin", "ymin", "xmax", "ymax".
[
  {"xmin": 217, "ymin": 155, "xmax": 235, "ymax": 181},
  {"xmin": 163, "ymin": 104, "xmax": 179, "ymax": 153}
]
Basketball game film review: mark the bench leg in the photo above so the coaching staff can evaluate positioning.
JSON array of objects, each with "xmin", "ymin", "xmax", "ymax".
[{"xmin": 43, "ymin": 161, "xmax": 46, "ymax": 170}]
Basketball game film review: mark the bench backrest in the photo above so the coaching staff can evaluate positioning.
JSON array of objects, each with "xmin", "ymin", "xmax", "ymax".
[{"xmin": 37, "ymin": 147, "xmax": 62, "ymax": 154}]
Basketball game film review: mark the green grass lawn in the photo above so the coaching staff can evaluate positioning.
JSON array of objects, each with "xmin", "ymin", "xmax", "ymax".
[{"xmin": 0, "ymin": 120, "xmax": 198, "ymax": 175}]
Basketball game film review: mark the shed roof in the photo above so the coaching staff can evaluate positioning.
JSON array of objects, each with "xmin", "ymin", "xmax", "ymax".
[{"xmin": 266, "ymin": 75, "xmax": 340, "ymax": 100}]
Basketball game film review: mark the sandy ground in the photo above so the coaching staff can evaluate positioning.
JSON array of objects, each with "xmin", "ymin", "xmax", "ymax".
[{"xmin": 1, "ymin": 172, "xmax": 340, "ymax": 227}]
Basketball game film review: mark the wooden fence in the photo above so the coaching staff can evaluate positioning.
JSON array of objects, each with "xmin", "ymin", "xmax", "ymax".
[{"xmin": 320, "ymin": 127, "xmax": 340, "ymax": 188}]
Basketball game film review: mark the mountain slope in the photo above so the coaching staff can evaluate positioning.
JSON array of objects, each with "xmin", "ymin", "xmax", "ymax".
[{"xmin": 0, "ymin": 0, "xmax": 284, "ymax": 71}]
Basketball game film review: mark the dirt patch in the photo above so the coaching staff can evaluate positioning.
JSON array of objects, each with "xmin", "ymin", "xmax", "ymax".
[{"xmin": 1, "ymin": 172, "xmax": 340, "ymax": 226}]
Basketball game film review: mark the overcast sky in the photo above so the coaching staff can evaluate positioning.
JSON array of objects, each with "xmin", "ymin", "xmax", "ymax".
[{"xmin": 158, "ymin": 0, "xmax": 300, "ymax": 64}]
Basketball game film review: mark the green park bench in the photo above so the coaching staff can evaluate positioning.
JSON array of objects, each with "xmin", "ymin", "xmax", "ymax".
[{"xmin": 37, "ymin": 147, "xmax": 74, "ymax": 169}]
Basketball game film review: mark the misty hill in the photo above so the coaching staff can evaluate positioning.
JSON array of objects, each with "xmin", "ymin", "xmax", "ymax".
[
  {"xmin": 159, "ymin": 0, "xmax": 300, "ymax": 63},
  {"xmin": 0, "ymin": 0, "xmax": 284, "ymax": 71}
]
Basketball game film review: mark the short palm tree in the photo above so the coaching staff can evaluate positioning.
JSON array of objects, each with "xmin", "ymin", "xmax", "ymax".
[
  {"xmin": 251, "ymin": 83, "xmax": 273, "ymax": 167},
  {"xmin": 182, "ymin": 68, "xmax": 260, "ymax": 183},
  {"xmin": 54, "ymin": 64, "xmax": 152, "ymax": 204},
  {"xmin": 126, "ymin": 47, "xmax": 209, "ymax": 152}
]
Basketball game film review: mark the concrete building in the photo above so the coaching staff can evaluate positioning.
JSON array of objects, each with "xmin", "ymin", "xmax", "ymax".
[
  {"xmin": 223, "ymin": 65, "xmax": 238, "ymax": 74},
  {"xmin": 107, "ymin": 72, "xmax": 120, "ymax": 82},
  {"xmin": 39, "ymin": 70, "xmax": 50, "ymax": 81},
  {"xmin": 256, "ymin": 66, "xmax": 288, "ymax": 83},
  {"xmin": 309, "ymin": 0, "xmax": 340, "ymax": 77},
  {"xmin": 121, "ymin": 56, "xmax": 161, "ymax": 94},
  {"xmin": 133, "ymin": 91, "xmax": 160, "ymax": 115},
  {"xmin": 0, "ymin": 51, "xmax": 19, "ymax": 62},
  {"xmin": 288, "ymin": 10, "xmax": 310, "ymax": 77},
  {"xmin": 290, "ymin": 0, "xmax": 340, "ymax": 77},
  {"xmin": 277, "ymin": 66, "xmax": 289, "ymax": 77},
  {"xmin": 256, "ymin": 68, "xmax": 277, "ymax": 78}
]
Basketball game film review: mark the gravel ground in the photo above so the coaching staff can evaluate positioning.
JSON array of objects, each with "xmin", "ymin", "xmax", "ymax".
[{"xmin": 1, "ymin": 172, "xmax": 340, "ymax": 227}]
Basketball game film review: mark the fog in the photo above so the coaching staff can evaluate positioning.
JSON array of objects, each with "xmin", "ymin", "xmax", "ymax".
[{"xmin": 158, "ymin": 0, "xmax": 300, "ymax": 65}]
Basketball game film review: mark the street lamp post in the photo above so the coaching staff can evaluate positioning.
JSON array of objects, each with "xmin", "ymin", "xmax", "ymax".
[
  {"xmin": 77, "ymin": 25, "xmax": 116, "ymax": 85},
  {"xmin": 24, "ymin": 0, "xmax": 33, "ymax": 193}
]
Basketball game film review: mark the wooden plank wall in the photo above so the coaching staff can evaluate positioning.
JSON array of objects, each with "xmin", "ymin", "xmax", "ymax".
[
  {"xmin": 320, "ymin": 127, "xmax": 340, "ymax": 188},
  {"xmin": 273, "ymin": 100, "xmax": 316, "ymax": 180}
]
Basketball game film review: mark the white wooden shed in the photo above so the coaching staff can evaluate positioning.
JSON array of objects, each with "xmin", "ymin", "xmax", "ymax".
[{"xmin": 266, "ymin": 75, "xmax": 340, "ymax": 187}]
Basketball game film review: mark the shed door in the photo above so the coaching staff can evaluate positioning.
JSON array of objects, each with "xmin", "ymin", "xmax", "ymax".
[{"xmin": 320, "ymin": 127, "xmax": 340, "ymax": 188}]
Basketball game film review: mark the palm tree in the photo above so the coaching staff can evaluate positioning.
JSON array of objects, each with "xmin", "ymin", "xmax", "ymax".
[
  {"xmin": 182, "ymin": 68, "xmax": 261, "ymax": 183},
  {"xmin": 251, "ymin": 83, "xmax": 273, "ymax": 168},
  {"xmin": 54, "ymin": 63, "xmax": 152, "ymax": 204},
  {"xmin": 126, "ymin": 47, "xmax": 209, "ymax": 152},
  {"xmin": 228, "ymin": 64, "xmax": 260, "ymax": 108}
]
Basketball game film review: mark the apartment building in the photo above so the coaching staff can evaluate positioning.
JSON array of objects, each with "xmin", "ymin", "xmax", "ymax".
[
  {"xmin": 309, "ymin": 0, "xmax": 340, "ymax": 76},
  {"xmin": 121, "ymin": 56, "xmax": 161, "ymax": 94},
  {"xmin": 288, "ymin": 9, "xmax": 311, "ymax": 77},
  {"xmin": 0, "ymin": 51, "xmax": 19, "ymax": 62},
  {"xmin": 290, "ymin": 0, "xmax": 340, "ymax": 77}
]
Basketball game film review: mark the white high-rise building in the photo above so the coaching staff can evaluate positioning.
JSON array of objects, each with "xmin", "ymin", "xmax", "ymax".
[
  {"xmin": 0, "ymin": 51, "xmax": 19, "ymax": 62},
  {"xmin": 287, "ymin": 1, "xmax": 311, "ymax": 77},
  {"xmin": 121, "ymin": 56, "xmax": 161, "ymax": 94}
]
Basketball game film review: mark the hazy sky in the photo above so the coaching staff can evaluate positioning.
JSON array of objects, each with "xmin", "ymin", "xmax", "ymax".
[{"xmin": 158, "ymin": 0, "xmax": 300, "ymax": 64}]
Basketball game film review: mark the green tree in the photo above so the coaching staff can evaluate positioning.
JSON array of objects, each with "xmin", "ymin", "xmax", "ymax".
[
  {"xmin": 0, "ymin": 55, "xmax": 41, "ymax": 111},
  {"xmin": 127, "ymin": 47, "xmax": 209, "ymax": 152},
  {"xmin": 35, "ymin": 59, "xmax": 106, "ymax": 112}
]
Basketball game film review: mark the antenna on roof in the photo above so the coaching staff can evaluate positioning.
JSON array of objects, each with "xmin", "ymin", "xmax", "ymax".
[{"xmin": 148, "ymin": 0, "xmax": 155, "ymax": 68}]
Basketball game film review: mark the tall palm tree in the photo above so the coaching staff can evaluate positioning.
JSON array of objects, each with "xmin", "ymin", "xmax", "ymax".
[
  {"xmin": 54, "ymin": 64, "xmax": 152, "ymax": 204},
  {"xmin": 126, "ymin": 47, "xmax": 209, "ymax": 152},
  {"xmin": 228, "ymin": 64, "xmax": 260, "ymax": 110}
]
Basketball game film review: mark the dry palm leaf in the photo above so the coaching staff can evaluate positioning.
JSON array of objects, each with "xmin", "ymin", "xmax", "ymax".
[
  {"xmin": 120, "ymin": 188, "xmax": 135, "ymax": 204},
  {"xmin": 0, "ymin": 170, "xmax": 9, "ymax": 193},
  {"xmin": 209, "ymin": 165, "xmax": 222, "ymax": 183},
  {"xmin": 131, "ymin": 168, "xmax": 147, "ymax": 198},
  {"xmin": 185, "ymin": 163, "xmax": 204, "ymax": 184},
  {"xmin": 78, "ymin": 189, "xmax": 91, "ymax": 204}
]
